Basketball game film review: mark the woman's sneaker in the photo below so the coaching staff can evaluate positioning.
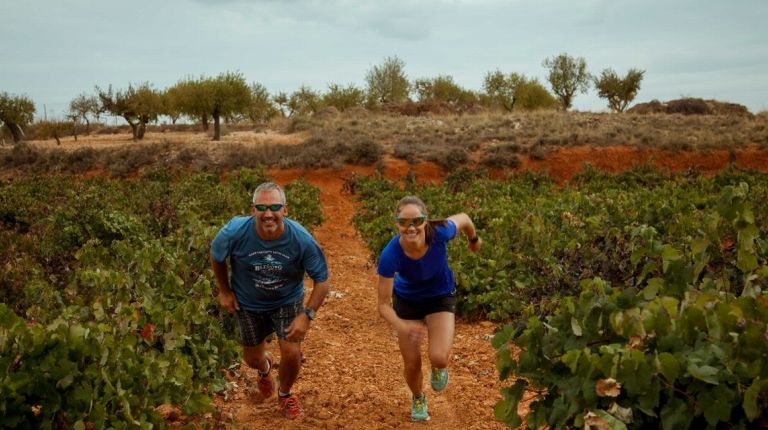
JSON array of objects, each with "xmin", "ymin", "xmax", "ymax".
[
  {"xmin": 279, "ymin": 394, "xmax": 303, "ymax": 420},
  {"xmin": 257, "ymin": 353, "xmax": 274, "ymax": 398},
  {"xmin": 411, "ymin": 394, "xmax": 430, "ymax": 421},
  {"xmin": 430, "ymin": 367, "xmax": 449, "ymax": 392}
]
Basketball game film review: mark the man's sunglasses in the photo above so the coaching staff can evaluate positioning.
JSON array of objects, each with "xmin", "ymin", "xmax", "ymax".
[
  {"xmin": 253, "ymin": 203, "xmax": 285, "ymax": 212},
  {"xmin": 395, "ymin": 216, "xmax": 426, "ymax": 227}
]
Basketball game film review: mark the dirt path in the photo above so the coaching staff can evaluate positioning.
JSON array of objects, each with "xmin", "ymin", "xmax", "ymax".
[{"xmin": 212, "ymin": 164, "xmax": 508, "ymax": 429}]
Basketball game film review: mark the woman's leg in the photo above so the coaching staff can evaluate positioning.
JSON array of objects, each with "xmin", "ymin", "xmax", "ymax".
[
  {"xmin": 425, "ymin": 311, "xmax": 455, "ymax": 369},
  {"xmin": 397, "ymin": 320, "xmax": 427, "ymax": 395}
]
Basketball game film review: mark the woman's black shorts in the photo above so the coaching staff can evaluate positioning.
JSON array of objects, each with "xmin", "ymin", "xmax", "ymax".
[{"xmin": 393, "ymin": 293, "xmax": 456, "ymax": 320}]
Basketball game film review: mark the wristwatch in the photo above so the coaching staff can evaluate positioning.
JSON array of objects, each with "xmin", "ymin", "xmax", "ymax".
[{"xmin": 304, "ymin": 307, "xmax": 317, "ymax": 321}]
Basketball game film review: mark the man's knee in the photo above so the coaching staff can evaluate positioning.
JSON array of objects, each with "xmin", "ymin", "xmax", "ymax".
[{"xmin": 243, "ymin": 344, "xmax": 268, "ymax": 369}]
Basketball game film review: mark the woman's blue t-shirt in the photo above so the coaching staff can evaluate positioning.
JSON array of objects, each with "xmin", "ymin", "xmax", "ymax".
[
  {"xmin": 377, "ymin": 220, "xmax": 458, "ymax": 301},
  {"xmin": 210, "ymin": 216, "xmax": 328, "ymax": 312}
]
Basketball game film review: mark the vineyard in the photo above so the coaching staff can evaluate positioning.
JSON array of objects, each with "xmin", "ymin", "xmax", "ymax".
[
  {"xmin": 351, "ymin": 166, "xmax": 768, "ymax": 428},
  {"xmin": 2, "ymin": 157, "xmax": 768, "ymax": 428},
  {"xmin": 0, "ymin": 168, "xmax": 323, "ymax": 428}
]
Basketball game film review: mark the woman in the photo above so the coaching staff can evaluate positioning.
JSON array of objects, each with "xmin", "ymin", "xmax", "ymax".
[{"xmin": 377, "ymin": 195, "xmax": 482, "ymax": 421}]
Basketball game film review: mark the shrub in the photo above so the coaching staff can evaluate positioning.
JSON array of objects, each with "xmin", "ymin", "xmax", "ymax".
[
  {"xmin": 666, "ymin": 98, "xmax": 711, "ymax": 115},
  {"xmin": 345, "ymin": 138, "xmax": 383, "ymax": 165},
  {"xmin": 480, "ymin": 143, "xmax": 522, "ymax": 169},
  {"xmin": 428, "ymin": 147, "xmax": 469, "ymax": 170},
  {"xmin": 494, "ymin": 183, "xmax": 768, "ymax": 429}
]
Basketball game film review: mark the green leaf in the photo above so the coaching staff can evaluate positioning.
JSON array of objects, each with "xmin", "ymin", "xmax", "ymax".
[
  {"xmin": 640, "ymin": 279, "xmax": 661, "ymax": 300},
  {"xmin": 491, "ymin": 324, "xmax": 514, "ymax": 349},
  {"xmin": 182, "ymin": 392, "xmax": 213, "ymax": 414},
  {"xmin": 700, "ymin": 385, "xmax": 736, "ymax": 426},
  {"xmin": 571, "ymin": 317, "xmax": 583, "ymax": 337},
  {"xmin": 737, "ymin": 250, "xmax": 758, "ymax": 272},
  {"xmin": 690, "ymin": 237, "xmax": 709, "ymax": 255},
  {"xmin": 743, "ymin": 377, "xmax": 768, "ymax": 421},
  {"xmin": 656, "ymin": 352, "xmax": 680, "ymax": 385},
  {"xmin": 494, "ymin": 379, "xmax": 526, "ymax": 427},
  {"xmin": 660, "ymin": 397, "xmax": 692, "ymax": 430},
  {"xmin": 661, "ymin": 245, "xmax": 682, "ymax": 272},
  {"xmin": 687, "ymin": 363, "xmax": 720, "ymax": 385},
  {"xmin": 562, "ymin": 349, "xmax": 582, "ymax": 373}
]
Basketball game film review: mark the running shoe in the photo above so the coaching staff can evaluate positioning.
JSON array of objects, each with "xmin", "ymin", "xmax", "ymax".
[
  {"xmin": 411, "ymin": 394, "xmax": 429, "ymax": 421},
  {"xmin": 257, "ymin": 353, "xmax": 274, "ymax": 398},
  {"xmin": 430, "ymin": 367, "xmax": 449, "ymax": 392},
  {"xmin": 279, "ymin": 394, "xmax": 303, "ymax": 420}
]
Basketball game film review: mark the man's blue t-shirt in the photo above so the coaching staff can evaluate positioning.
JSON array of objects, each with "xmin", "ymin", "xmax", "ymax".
[
  {"xmin": 377, "ymin": 220, "xmax": 458, "ymax": 301},
  {"xmin": 210, "ymin": 216, "xmax": 328, "ymax": 312}
]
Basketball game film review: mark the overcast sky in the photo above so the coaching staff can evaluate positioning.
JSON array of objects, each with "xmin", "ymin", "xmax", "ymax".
[{"xmin": 2, "ymin": 0, "xmax": 766, "ymax": 120}]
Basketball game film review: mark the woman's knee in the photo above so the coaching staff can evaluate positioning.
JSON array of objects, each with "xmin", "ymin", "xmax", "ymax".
[
  {"xmin": 402, "ymin": 354, "xmax": 422, "ymax": 372},
  {"xmin": 429, "ymin": 350, "xmax": 450, "ymax": 368}
]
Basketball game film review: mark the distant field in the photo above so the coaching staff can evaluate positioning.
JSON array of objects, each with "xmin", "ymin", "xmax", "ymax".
[{"xmin": 2, "ymin": 111, "xmax": 767, "ymax": 178}]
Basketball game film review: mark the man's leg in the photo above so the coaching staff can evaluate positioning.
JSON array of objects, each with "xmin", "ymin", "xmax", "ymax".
[
  {"xmin": 237, "ymin": 310, "xmax": 274, "ymax": 398},
  {"xmin": 276, "ymin": 339, "xmax": 302, "ymax": 394},
  {"xmin": 243, "ymin": 342, "xmax": 270, "ymax": 373},
  {"xmin": 272, "ymin": 301, "xmax": 305, "ymax": 419}
]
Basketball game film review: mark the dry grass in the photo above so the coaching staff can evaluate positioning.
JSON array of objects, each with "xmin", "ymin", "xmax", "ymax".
[{"xmin": 2, "ymin": 110, "xmax": 766, "ymax": 176}]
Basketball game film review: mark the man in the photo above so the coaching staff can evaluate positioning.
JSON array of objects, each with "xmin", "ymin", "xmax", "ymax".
[{"xmin": 210, "ymin": 182, "xmax": 329, "ymax": 420}]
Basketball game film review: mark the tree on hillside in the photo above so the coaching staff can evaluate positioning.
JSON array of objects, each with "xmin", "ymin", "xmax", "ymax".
[
  {"xmin": 68, "ymin": 93, "xmax": 101, "ymax": 135},
  {"xmin": 482, "ymin": 71, "xmax": 558, "ymax": 111},
  {"xmin": 201, "ymin": 72, "xmax": 252, "ymax": 141},
  {"xmin": 166, "ymin": 78, "xmax": 211, "ymax": 130},
  {"xmin": 365, "ymin": 56, "xmax": 410, "ymax": 107},
  {"xmin": 594, "ymin": 68, "xmax": 645, "ymax": 112},
  {"xmin": 37, "ymin": 120, "xmax": 74, "ymax": 145},
  {"xmin": 482, "ymin": 70, "xmax": 525, "ymax": 111},
  {"xmin": 273, "ymin": 92, "xmax": 290, "ymax": 118},
  {"xmin": 249, "ymin": 83, "xmax": 279, "ymax": 124},
  {"xmin": 97, "ymin": 83, "xmax": 163, "ymax": 141},
  {"xmin": 323, "ymin": 84, "xmax": 366, "ymax": 112},
  {"xmin": 287, "ymin": 85, "xmax": 321, "ymax": 117},
  {"xmin": 413, "ymin": 75, "xmax": 477, "ymax": 106},
  {"xmin": 162, "ymin": 86, "xmax": 184, "ymax": 125},
  {"xmin": 0, "ymin": 92, "xmax": 36, "ymax": 143},
  {"xmin": 543, "ymin": 53, "xmax": 592, "ymax": 111},
  {"xmin": 515, "ymin": 79, "xmax": 559, "ymax": 111}
]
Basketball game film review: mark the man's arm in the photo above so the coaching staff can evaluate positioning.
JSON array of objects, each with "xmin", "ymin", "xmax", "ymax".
[
  {"xmin": 284, "ymin": 278, "xmax": 329, "ymax": 342},
  {"xmin": 210, "ymin": 252, "xmax": 239, "ymax": 313},
  {"xmin": 305, "ymin": 279, "xmax": 330, "ymax": 313}
]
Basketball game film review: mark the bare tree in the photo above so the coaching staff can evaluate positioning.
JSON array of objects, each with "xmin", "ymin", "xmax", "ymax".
[{"xmin": 68, "ymin": 93, "xmax": 101, "ymax": 135}]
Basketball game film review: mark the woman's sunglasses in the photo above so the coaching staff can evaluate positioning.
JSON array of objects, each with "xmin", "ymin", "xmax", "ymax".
[
  {"xmin": 253, "ymin": 203, "xmax": 285, "ymax": 212},
  {"xmin": 395, "ymin": 216, "xmax": 426, "ymax": 227}
]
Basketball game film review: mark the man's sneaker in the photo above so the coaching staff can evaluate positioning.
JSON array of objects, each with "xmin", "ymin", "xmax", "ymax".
[
  {"xmin": 279, "ymin": 394, "xmax": 303, "ymax": 420},
  {"xmin": 411, "ymin": 394, "xmax": 430, "ymax": 421},
  {"xmin": 430, "ymin": 367, "xmax": 449, "ymax": 392},
  {"xmin": 257, "ymin": 353, "xmax": 274, "ymax": 398}
]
